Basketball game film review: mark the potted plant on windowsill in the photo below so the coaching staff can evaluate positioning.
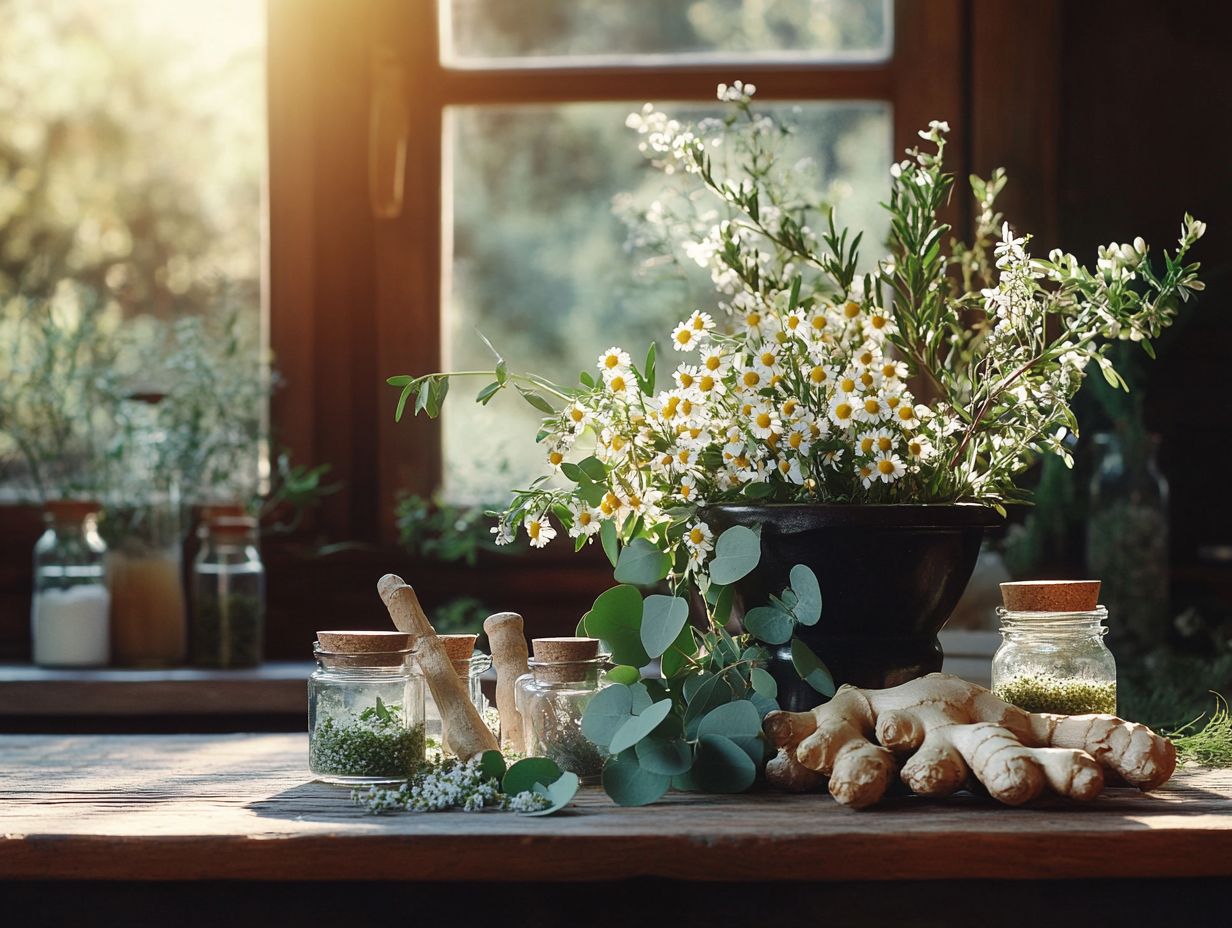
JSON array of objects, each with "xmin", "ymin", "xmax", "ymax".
[{"xmin": 389, "ymin": 82, "xmax": 1205, "ymax": 800}]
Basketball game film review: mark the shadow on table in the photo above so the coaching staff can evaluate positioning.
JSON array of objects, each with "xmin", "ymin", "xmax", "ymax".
[{"xmin": 244, "ymin": 780, "xmax": 369, "ymax": 823}]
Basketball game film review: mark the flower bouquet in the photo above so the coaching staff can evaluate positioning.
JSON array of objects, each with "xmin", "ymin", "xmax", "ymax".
[{"xmin": 389, "ymin": 82, "xmax": 1204, "ymax": 803}]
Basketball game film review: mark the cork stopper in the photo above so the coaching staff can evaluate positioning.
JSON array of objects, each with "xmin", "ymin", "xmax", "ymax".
[
  {"xmin": 44, "ymin": 499, "xmax": 102, "ymax": 522},
  {"xmin": 438, "ymin": 633, "xmax": 478, "ymax": 662},
  {"xmin": 1000, "ymin": 580, "xmax": 1101, "ymax": 613},
  {"xmin": 531, "ymin": 637, "xmax": 602, "ymax": 684},
  {"xmin": 316, "ymin": 630, "xmax": 413, "ymax": 652}
]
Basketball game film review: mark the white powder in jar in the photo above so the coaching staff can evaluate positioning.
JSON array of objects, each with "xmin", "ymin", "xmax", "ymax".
[{"xmin": 31, "ymin": 584, "xmax": 111, "ymax": 666}]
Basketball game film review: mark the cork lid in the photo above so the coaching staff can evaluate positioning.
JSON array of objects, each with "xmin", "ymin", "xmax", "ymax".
[
  {"xmin": 317, "ymin": 630, "xmax": 413, "ymax": 652},
  {"xmin": 1000, "ymin": 580, "xmax": 1101, "ymax": 612},
  {"xmin": 532, "ymin": 637, "xmax": 600, "ymax": 662},
  {"xmin": 531, "ymin": 637, "xmax": 603, "ymax": 683},
  {"xmin": 44, "ymin": 499, "xmax": 102, "ymax": 522},
  {"xmin": 437, "ymin": 633, "xmax": 478, "ymax": 662}
]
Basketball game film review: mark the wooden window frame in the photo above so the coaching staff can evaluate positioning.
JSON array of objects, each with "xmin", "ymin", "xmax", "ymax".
[{"xmin": 267, "ymin": 0, "xmax": 970, "ymax": 546}]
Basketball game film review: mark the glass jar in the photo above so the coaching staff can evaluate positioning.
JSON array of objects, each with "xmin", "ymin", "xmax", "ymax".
[
  {"xmin": 1086, "ymin": 430, "xmax": 1169, "ymax": 649},
  {"xmin": 191, "ymin": 515, "xmax": 264, "ymax": 667},
  {"xmin": 103, "ymin": 393, "xmax": 187, "ymax": 666},
  {"xmin": 992, "ymin": 607, "xmax": 1117, "ymax": 715},
  {"xmin": 308, "ymin": 638, "xmax": 427, "ymax": 784},
  {"xmin": 31, "ymin": 500, "xmax": 110, "ymax": 667},
  {"xmin": 428, "ymin": 635, "xmax": 497, "ymax": 754},
  {"xmin": 514, "ymin": 637, "xmax": 611, "ymax": 783}
]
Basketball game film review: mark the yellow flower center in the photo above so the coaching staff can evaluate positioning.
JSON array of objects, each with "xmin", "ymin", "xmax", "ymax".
[
  {"xmin": 844, "ymin": 301, "xmax": 861, "ymax": 318},
  {"xmin": 610, "ymin": 434, "xmax": 627, "ymax": 451},
  {"xmin": 898, "ymin": 406, "xmax": 914, "ymax": 421},
  {"xmin": 742, "ymin": 370, "xmax": 761, "ymax": 388},
  {"xmin": 864, "ymin": 398, "xmax": 881, "ymax": 414},
  {"xmin": 692, "ymin": 316, "xmax": 706, "ymax": 331},
  {"xmin": 860, "ymin": 437, "xmax": 874, "ymax": 453},
  {"xmin": 578, "ymin": 511, "xmax": 592, "ymax": 526},
  {"xmin": 887, "ymin": 395, "xmax": 901, "ymax": 409},
  {"xmin": 811, "ymin": 315, "xmax": 827, "ymax": 331},
  {"xmin": 909, "ymin": 441, "xmax": 922, "ymax": 456},
  {"xmin": 782, "ymin": 400, "xmax": 797, "ymax": 416},
  {"xmin": 705, "ymin": 355, "xmax": 721, "ymax": 371},
  {"xmin": 859, "ymin": 351, "xmax": 874, "ymax": 366},
  {"xmin": 766, "ymin": 433, "xmax": 780, "ymax": 449},
  {"xmin": 871, "ymin": 314, "xmax": 888, "ymax": 330},
  {"xmin": 756, "ymin": 412, "xmax": 772, "ymax": 429},
  {"xmin": 760, "ymin": 351, "xmax": 776, "ymax": 367},
  {"xmin": 860, "ymin": 372, "xmax": 875, "ymax": 388},
  {"xmin": 675, "ymin": 329, "xmax": 693, "ymax": 345},
  {"xmin": 786, "ymin": 315, "xmax": 800, "ymax": 330},
  {"xmin": 877, "ymin": 436, "xmax": 893, "ymax": 452},
  {"xmin": 699, "ymin": 374, "xmax": 716, "ymax": 391},
  {"xmin": 746, "ymin": 312, "xmax": 761, "ymax": 327},
  {"xmin": 680, "ymin": 483, "xmax": 692, "ymax": 498},
  {"xmin": 689, "ymin": 527, "xmax": 705, "ymax": 545},
  {"xmin": 570, "ymin": 407, "xmax": 585, "ymax": 422},
  {"xmin": 528, "ymin": 521, "xmax": 542, "ymax": 539},
  {"xmin": 604, "ymin": 355, "xmax": 619, "ymax": 369},
  {"xmin": 678, "ymin": 372, "xmax": 695, "ymax": 389},
  {"xmin": 877, "ymin": 459, "xmax": 895, "ymax": 475},
  {"xmin": 548, "ymin": 451, "xmax": 564, "ymax": 466},
  {"xmin": 810, "ymin": 366, "xmax": 827, "ymax": 384},
  {"xmin": 835, "ymin": 402, "xmax": 853, "ymax": 420},
  {"xmin": 663, "ymin": 397, "xmax": 680, "ymax": 418},
  {"xmin": 840, "ymin": 377, "xmax": 856, "ymax": 393},
  {"xmin": 609, "ymin": 375, "xmax": 627, "ymax": 392},
  {"xmin": 881, "ymin": 363, "xmax": 898, "ymax": 378},
  {"xmin": 769, "ymin": 374, "xmax": 783, "ymax": 387},
  {"xmin": 789, "ymin": 432, "xmax": 803, "ymax": 449}
]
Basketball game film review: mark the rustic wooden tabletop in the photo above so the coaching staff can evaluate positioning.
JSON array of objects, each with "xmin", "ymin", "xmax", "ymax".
[{"xmin": 2, "ymin": 733, "xmax": 1230, "ymax": 883}]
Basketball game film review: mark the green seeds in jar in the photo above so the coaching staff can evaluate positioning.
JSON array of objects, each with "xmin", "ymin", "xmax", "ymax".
[
  {"xmin": 310, "ymin": 698, "xmax": 427, "ymax": 780},
  {"xmin": 993, "ymin": 674, "xmax": 1117, "ymax": 715}
]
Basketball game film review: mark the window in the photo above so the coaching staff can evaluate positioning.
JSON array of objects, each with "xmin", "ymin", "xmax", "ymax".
[{"xmin": 357, "ymin": 0, "xmax": 965, "ymax": 513}]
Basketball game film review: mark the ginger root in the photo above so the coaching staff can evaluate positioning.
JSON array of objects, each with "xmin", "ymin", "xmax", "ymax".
[{"xmin": 763, "ymin": 673, "xmax": 1176, "ymax": 808}]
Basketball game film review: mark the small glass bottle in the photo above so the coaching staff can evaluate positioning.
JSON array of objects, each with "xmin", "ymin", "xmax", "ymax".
[
  {"xmin": 515, "ymin": 637, "xmax": 611, "ymax": 783},
  {"xmin": 992, "ymin": 581, "xmax": 1117, "ymax": 715},
  {"xmin": 191, "ymin": 515, "xmax": 265, "ymax": 667},
  {"xmin": 429, "ymin": 634, "xmax": 496, "ymax": 753},
  {"xmin": 309, "ymin": 631, "xmax": 427, "ymax": 784},
  {"xmin": 31, "ymin": 500, "xmax": 110, "ymax": 667}
]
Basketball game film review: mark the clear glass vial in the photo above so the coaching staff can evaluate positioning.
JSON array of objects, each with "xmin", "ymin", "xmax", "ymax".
[
  {"xmin": 31, "ymin": 500, "xmax": 110, "ymax": 667},
  {"xmin": 514, "ymin": 637, "xmax": 611, "ymax": 783},
  {"xmin": 308, "ymin": 634, "xmax": 426, "ymax": 784},
  {"xmin": 992, "ymin": 606, "xmax": 1117, "ymax": 715},
  {"xmin": 191, "ymin": 515, "xmax": 265, "ymax": 667}
]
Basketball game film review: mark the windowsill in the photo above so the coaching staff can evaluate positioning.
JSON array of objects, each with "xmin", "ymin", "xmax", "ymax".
[{"xmin": 0, "ymin": 661, "xmax": 312, "ymax": 717}]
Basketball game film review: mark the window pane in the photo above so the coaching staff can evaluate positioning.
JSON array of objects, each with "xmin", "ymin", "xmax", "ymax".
[
  {"xmin": 442, "ymin": 100, "xmax": 891, "ymax": 503},
  {"xmin": 0, "ymin": 0, "xmax": 265, "ymax": 501},
  {"xmin": 443, "ymin": 0, "xmax": 892, "ymax": 66}
]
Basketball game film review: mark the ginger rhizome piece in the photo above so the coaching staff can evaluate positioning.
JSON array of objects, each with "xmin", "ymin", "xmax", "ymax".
[{"xmin": 763, "ymin": 673, "xmax": 1176, "ymax": 808}]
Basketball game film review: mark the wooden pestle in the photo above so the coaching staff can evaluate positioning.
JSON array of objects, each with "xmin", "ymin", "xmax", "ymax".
[
  {"xmin": 482, "ymin": 612, "xmax": 530, "ymax": 753},
  {"xmin": 377, "ymin": 574, "xmax": 499, "ymax": 759}
]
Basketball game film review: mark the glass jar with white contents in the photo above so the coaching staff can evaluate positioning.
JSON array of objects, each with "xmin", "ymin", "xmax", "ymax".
[
  {"xmin": 308, "ymin": 631, "xmax": 426, "ymax": 784},
  {"xmin": 992, "ymin": 581, "xmax": 1117, "ymax": 715},
  {"xmin": 32, "ymin": 500, "xmax": 111, "ymax": 667}
]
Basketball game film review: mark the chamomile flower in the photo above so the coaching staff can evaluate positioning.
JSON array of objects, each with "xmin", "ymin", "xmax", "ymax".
[
  {"xmin": 835, "ymin": 372, "xmax": 860, "ymax": 398},
  {"xmin": 807, "ymin": 308, "xmax": 833, "ymax": 340},
  {"xmin": 568, "ymin": 503, "xmax": 603, "ymax": 538},
  {"xmin": 829, "ymin": 396, "xmax": 857, "ymax": 429},
  {"xmin": 841, "ymin": 300, "xmax": 863, "ymax": 321},
  {"xmin": 749, "ymin": 403, "xmax": 782, "ymax": 439},
  {"xmin": 905, "ymin": 434, "xmax": 935, "ymax": 460},
  {"xmin": 786, "ymin": 423, "xmax": 813, "ymax": 455},
  {"xmin": 879, "ymin": 360, "xmax": 908, "ymax": 381},
  {"xmin": 676, "ymin": 473, "xmax": 702, "ymax": 502},
  {"xmin": 854, "ymin": 393, "xmax": 889, "ymax": 423},
  {"xmin": 671, "ymin": 320, "xmax": 702, "ymax": 351},
  {"xmin": 742, "ymin": 308, "xmax": 770, "ymax": 339},
  {"xmin": 490, "ymin": 521, "xmax": 516, "ymax": 546},
  {"xmin": 598, "ymin": 347, "xmax": 631, "ymax": 374},
  {"xmin": 564, "ymin": 402, "xmax": 591, "ymax": 433},
  {"xmin": 524, "ymin": 515, "xmax": 557, "ymax": 548},
  {"xmin": 752, "ymin": 341, "xmax": 781, "ymax": 376},
  {"xmin": 686, "ymin": 310, "xmax": 716, "ymax": 333},
  {"xmin": 807, "ymin": 362, "xmax": 834, "ymax": 388},
  {"xmin": 775, "ymin": 456, "xmax": 805, "ymax": 484},
  {"xmin": 783, "ymin": 309, "xmax": 808, "ymax": 338},
  {"xmin": 852, "ymin": 343, "xmax": 881, "ymax": 370},
  {"xmin": 546, "ymin": 449, "xmax": 566, "ymax": 473},
  {"xmin": 735, "ymin": 358, "xmax": 766, "ymax": 393},
  {"xmin": 856, "ymin": 460, "xmax": 877, "ymax": 489},
  {"xmin": 604, "ymin": 369, "xmax": 633, "ymax": 395},
  {"xmin": 873, "ymin": 451, "xmax": 906, "ymax": 483},
  {"xmin": 696, "ymin": 369, "xmax": 726, "ymax": 398},
  {"xmin": 863, "ymin": 309, "xmax": 896, "ymax": 340},
  {"xmin": 857, "ymin": 428, "xmax": 893, "ymax": 456},
  {"xmin": 673, "ymin": 365, "xmax": 701, "ymax": 392},
  {"xmin": 893, "ymin": 403, "xmax": 922, "ymax": 429},
  {"xmin": 699, "ymin": 347, "xmax": 728, "ymax": 377}
]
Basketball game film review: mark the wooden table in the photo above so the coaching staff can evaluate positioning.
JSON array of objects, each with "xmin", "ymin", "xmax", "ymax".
[{"xmin": 3, "ymin": 732, "xmax": 1231, "ymax": 884}]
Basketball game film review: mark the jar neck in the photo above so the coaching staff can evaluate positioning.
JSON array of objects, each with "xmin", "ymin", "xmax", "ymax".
[
  {"xmin": 530, "ymin": 661, "xmax": 604, "ymax": 686},
  {"xmin": 997, "ymin": 606, "xmax": 1108, "ymax": 640}
]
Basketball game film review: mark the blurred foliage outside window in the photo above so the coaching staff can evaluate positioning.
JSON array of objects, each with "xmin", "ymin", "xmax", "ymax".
[
  {"xmin": 443, "ymin": 0, "xmax": 891, "ymax": 63},
  {"xmin": 443, "ymin": 101, "xmax": 891, "ymax": 501},
  {"xmin": 0, "ymin": 0, "xmax": 265, "ymax": 503}
]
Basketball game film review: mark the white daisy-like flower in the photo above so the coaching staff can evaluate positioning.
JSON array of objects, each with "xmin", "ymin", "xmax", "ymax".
[
  {"xmin": 893, "ymin": 403, "xmax": 921, "ymax": 429},
  {"xmin": 855, "ymin": 428, "xmax": 885, "ymax": 457},
  {"xmin": 597, "ymin": 346, "xmax": 631, "ymax": 374},
  {"xmin": 779, "ymin": 397, "xmax": 804, "ymax": 423},
  {"xmin": 676, "ymin": 473, "xmax": 701, "ymax": 502},
  {"xmin": 856, "ymin": 460, "xmax": 877, "ymax": 489},
  {"xmin": 687, "ymin": 310, "xmax": 715, "ymax": 333},
  {"xmin": 684, "ymin": 521, "xmax": 715, "ymax": 558},
  {"xmin": 568, "ymin": 503, "xmax": 603, "ymax": 538},
  {"xmin": 828, "ymin": 396, "xmax": 857, "ymax": 429},
  {"xmin": 807, "ymin": 308, "xmax": 833, "ymax": 340},
  {"xmin": 670, "ymin": 320, "xmax": 701, "ymax": 351},
  {"xmin": 546, "ymin": 449, "xmax": 566, "ymax": 473},
  {"xmin": 603, "ymin": 369, "xmax": 633, "ymax": 395},
  {"xmin": 735, "ymin": 358, "xmax": 766, "ymax": 393},
  {"xmin": 873, "ymin": 451, "xmax": 906, "ymax": 483},
  {"xmin": 695, "ymin": 369, "xmax": 726, "ymax": 398},
  {"xmin": 863, "ymin": 309, "xmax": 896, "ymax": 340},
  {"xmin": 878, "ymin": 360, "xmax": 908, "ymax": 381},
  {"xmin": 752, "ymin": 341, "xmax": 781, "ymax": 376},
  {"xmin": 775, "ymin": 456, "xmax": 805, "ymax": 484},
  {"xmin": 698, "ymin": 347, "xmax": 728, "ymax": 377},
  {"xmin": 852, "ymin": 343, "xmax": 881, "ymax": 370},
  {"xmin": 906, "ymin": 435, "xmax": 935, "ymax": 460},
  {"xmin": 742, "ymin": 308, "xmax": 770, "ymax": 340},
  {"xmin": 785, "ymin": 423, "xmax": 813, "ymax": 456},
  {"xmin": 834, "ymin": 372, "xmax": 860, "ymax": 399},
  {"xmin": 490, "ymin": 521, "xmax": 516, "ymax": 546},
  {"xmin": 564, "ymin": 402, "xmax": 591, "ymax": 433},
  {"xmin": 749, "ymin": 403, "xmax": 782, "ymax": 440},
  {"xmin": 673, "ymin": 365, "xmax": 701, "ymax": 392},
  {"xmin": 854, "ymin": 393, "xmax": 889, "ymax": 423},
  {"xmin": 841, "ymin": 300, "xmax": 863, "ymax": 322},
  {"xmin": 524, "ymin": 515, "xmax": 557, "ymax": 548},
  {"xmin": 807, "ymin": 362, "xmax": 834, "ymax": 388},
  {"xmin": 783, "ymin": 309, "xmax": 808, "ymax": 338}
]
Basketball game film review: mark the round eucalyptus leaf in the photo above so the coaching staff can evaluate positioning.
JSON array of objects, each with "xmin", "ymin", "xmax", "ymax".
[
  {"xmin": 692, "ymin": 734, "xmax": 758, "ymax": 793},
  {"xmin": 602, "ymin": 750, "xmax": 671, "ymax": 807},
  {"xmin": 607, "ymin": 698, "xmax": 674, "ymax": 755},
  {"xmin": 583, "ymin": 584, "xmax": 648, "ymax": 667},
  {"xmin": 743, "ymin": 605, "xmax": 794, "ymax": 645},
  {"xmin": 478, "ymin": 750, "xmax": 506, "ymax": 782},
  {"xmin": 659, "ymin": 623, "xmax": 698, "ymax": 678},
  {"xmin": 683, "ymin": 670, "xmax": 715, "ymax": 703},
  {"xmin": 750, "ymin": 667, "xmax": 778, "ymax": 699},
  {"xmin": 683, "ymin": 673, "xmax": 734, "ymax": 738},
  {"xmin": 639, "ymin": 594, "xmax": 690, "ymax": 659},
  {"xmin": 604, "ymin": 665, "xmax": 641, "ymax": 686},
  {"xmin": 789, "ymin": 564, "xmax": 823, "ymax": 626},
  {"xmin": 628, "ymin": 681, "xmax": 653, "ymax": 714},
  {"xmin": 707, "ymin": 525, "xmax": 762, "ymax": 585},
  {"xmin": 522, "ymin": 771, "xmax": 580, "ymax": 817},
  {"xmin": 580, "ymin": 683, "xmax": 634, "ymax": 750},
  {"xmin": 502, "ymin": 757, "xmax": 563, "ymax": 797},
  {"xmin": 791, "ymin": 636, "xmax": 836, "ymax": 697},
  {"xmin": 634, "ymin": 734, "xmax": 693, "ymax": 776},
  {"xmin": 696, "ymin": 699, "xmax": 763, "ymax": 742},
  {"xmin": 749, "ymin": 691, "xmax": 779, "ymax": 719},
  {"xmin": 613, "ymin": 537, "xmax": 672, "ymax": 586}
]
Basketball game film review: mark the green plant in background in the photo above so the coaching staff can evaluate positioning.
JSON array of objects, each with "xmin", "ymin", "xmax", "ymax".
[{"xmin": 395, "ymin": 493, "xmax": 507, "ymax": 566}]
